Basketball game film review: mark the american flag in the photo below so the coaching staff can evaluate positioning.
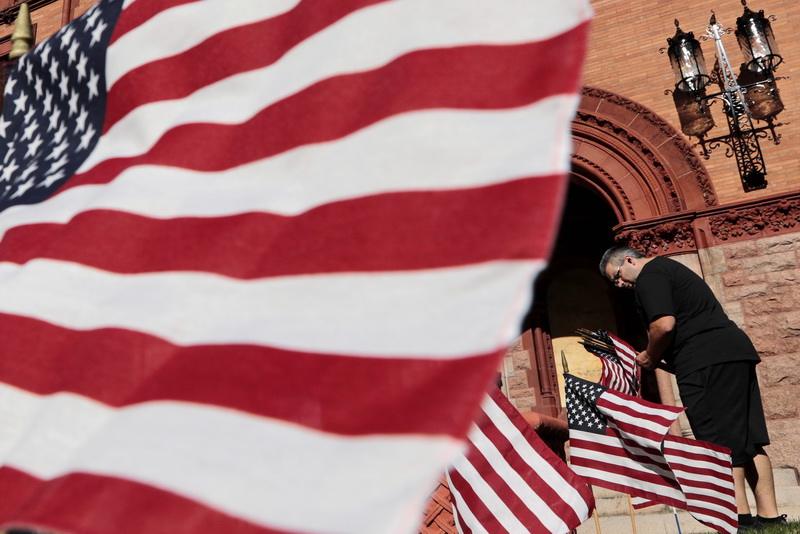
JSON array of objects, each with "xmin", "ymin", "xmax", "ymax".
[
  {"xmin": 0, "ymin": 0, "xmax": 591, "ymax": 533},
  {"xmin": 580, "ymin": 329, "xmax": 640, "ymax": 396},
  {"xmin": 447, "ymin": 386, "xmax": 594, "ymax": 534},
  {"xmin": 566, "ymin": 375, "xmax": 737, "ymax": 534}
]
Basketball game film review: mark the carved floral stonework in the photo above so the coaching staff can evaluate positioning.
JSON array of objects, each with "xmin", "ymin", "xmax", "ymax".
[
  {"xmin": 616, "ymin": 221, "xmax": 697, "ymax": 255},
  {"xmin": 575, "ymin": 111, "xmax": 682, "ymax": 213},
  {"xmin": 578, "ymin": 87, "xmax": 717, "ymax": 208},
  {"xmin": 709, "ymin": 198, "xmax": 800, "ymax": 241}
]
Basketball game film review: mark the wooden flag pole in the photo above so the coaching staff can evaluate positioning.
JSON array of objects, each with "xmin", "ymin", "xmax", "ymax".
[{"xmin": 627, "ymin": 494, "xmax": 637, "ymax": 534}]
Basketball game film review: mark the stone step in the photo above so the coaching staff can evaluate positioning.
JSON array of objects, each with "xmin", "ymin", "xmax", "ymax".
[{"xmin": 578, "ymin": 468, "xmax": 800, "ymax": 533}]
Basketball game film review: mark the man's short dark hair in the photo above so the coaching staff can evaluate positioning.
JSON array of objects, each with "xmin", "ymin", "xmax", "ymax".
[{"xmin": 599, "ymin": 245, "xmax": 645, "ymax": 276}]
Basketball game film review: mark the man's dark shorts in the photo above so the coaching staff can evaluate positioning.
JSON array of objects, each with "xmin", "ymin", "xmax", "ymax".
[{"xmin": 677, "ymin": 361, "xmax": 769, "ymax": 466}]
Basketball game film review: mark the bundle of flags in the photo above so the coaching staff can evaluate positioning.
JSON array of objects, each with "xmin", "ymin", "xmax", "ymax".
[
  {"xmin": 568, "ymin": 334, "xmax": 739, "ymax": 534},
  {"xmin": 0, "ymin": 0, "xmax": 591, "ymax": 533},
  {"xmin": 577, "ymin": 328, "xmax": 640, "ymax": 396},
  {"xmin": 446, "ymin": 386, "xmax": 594, "ymax": 534}
]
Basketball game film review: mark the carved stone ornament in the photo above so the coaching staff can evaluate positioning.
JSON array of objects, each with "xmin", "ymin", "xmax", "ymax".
[
  {"xmin": 709, "ymin": 198, "xmax": 800, "ymax": 241},
  {"xmin": 579, "ymin": 87, "xmax": 717, "ymax": 208},
  {"xmin": 615, "ymin": 221, "xmax": 697, "ymax": 255}
]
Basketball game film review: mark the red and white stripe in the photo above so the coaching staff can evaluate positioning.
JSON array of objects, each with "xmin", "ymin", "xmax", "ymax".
[
  {"xmin": 607, "ymin": 332, "xmax": 640, "ymax": 395},
  {"xmin": 662, "ymin": 435, "xmax": 738, "ymax": 534},
  {"xmin": 0, "ymin": 0, "xmax": 591, "ymax": 532},
  {"xmin": 568, "ymin": 381, "xmax": 737, "ymax": 534},
  {"xmin": 447, "ymin": 388, "xmax": 593, "ymax": 534},
  {"xmin": 568, "ymin": 383, "xmax": 687, "ymax": 508}
]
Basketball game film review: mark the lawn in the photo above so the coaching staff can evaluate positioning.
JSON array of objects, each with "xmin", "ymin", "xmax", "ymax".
[{"xmin": 704, "ymin": 521, "xmax": 800, "ymax": 533}]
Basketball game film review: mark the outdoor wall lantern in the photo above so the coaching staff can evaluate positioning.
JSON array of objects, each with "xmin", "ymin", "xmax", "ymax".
[{"xmin": 663, "ymin": 0, "xmax": 785, "ymax": 192}]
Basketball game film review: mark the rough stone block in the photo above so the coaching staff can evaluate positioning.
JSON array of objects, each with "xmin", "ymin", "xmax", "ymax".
[
  {"xmin": 724, "ymin": 241, "xmax": 761, "ymax": 259},
  {"xmin": 759, "ymin": 234, "xmax": 800, "ymax": 254},
  {"xmin": 759, "ymin": 354, "xmax": 800, "ymax": 387},
  {"xmin": 698, "ymin": 246, "xmax": 728, "ymax": 275},
  {"xmin": 510, "ymin": 350, "xmax": 532, "ymax": 370},
  {"xmin": 505, "ymin": 373, "xmax": 528, "ymax": 390},
  {"xmin": 726, "ymin": 282, "xmax": 770, "ymax": 300},
  {"xmin": 763, "ymin": 388, "xmax": 798, "ymax": 420},
  {"xmin": 766, "ymin": 419, "xmax": 800, "ymax": 473},
  {"xmin": 742, "ymin": 294, "xmax": 796, "ymax": 316},
  {"xmin": 741, "ymin": 251, "xmax": 798, "ymax": 274},
  {"xmin": 767, "ymin": 268, "xmax": 800, "ymax": 287}
]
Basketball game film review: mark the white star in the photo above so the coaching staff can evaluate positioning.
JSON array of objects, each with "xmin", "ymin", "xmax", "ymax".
[
  {"xmin": 34, "ymin": 76, "xmax": 43, "ymax": 98},
  {"xmin": 47, "ymin": 140, "xmax": 69, "ymax": 160},
  {"xmin": 75, "ymin": 108, "xmax": 88, "ymax": 132},
  {"xmin": 79, "ymin": 124, "xmax": 96, "ymax": 150},
  {"xmin": 59, "ymin": 73, "xmax": 70, "ymax": 98},
  {"xmin": 49, "ymin": 59, "xmax": 60, "ymax": 81},
  {"xmin": 48, "ymin": 154, "xmax": 68, "ymax": 173},
  {"xmin": 76, "ymin": 53, "xmax": 88, "ymax": 81},
  {"xmin": 18, "ymin": 161, "xmax": 39, "ymax": 182},
  {"xmin": 60, "ymin": 25, "xmax": 76, "ymax": 48},
  {"xmin": 68, "ymin": 91, "xmax": 79, "ymax": 116},
  {"xmin": 0, "ymin": 117, "xmax": 10, "ymax": 137},
  {"xmin": 39, "ymin": 170, "xmax": 66, "ymax": 188},
  {"xmin": 52, "ymin": 124, "xmax": 68, "ymax": 145},
  {"xmin": 24, "ymin": 106, "xmax": 35, "ymax": 124},
  {"xmin": 87, "ymin": 70, "xmax": 100, "ymax": 99},
  {"xmin": 43, "ymin": 90, "xmax": 53, "ymax": 113},
  {"xmin": 20, "ymin": 121, "xmax": 37, "ymax": 141},
  {"xmin": 4, "ymin": 77, "xmax": 17, "ymax": 96},
  {"xmin": 0, "ymin": 159, "xmax": 19, "ymax": 182},
  {"xmin": 10, "ymin": 178, "xmax": 35, "ymax": 199},
  {"xmin": 13, "ymin": 92, "xmax": 28, "ymax": 114},
  {"xmin": 40, "ymin": 43, "xmax": 52, "ymax": 66},
  {"xmin": 24, "ymin": 59, "xmax": 33, "ymax": 80},
  {"xmin": 26, "ymin": 134, "xmax": 43, "ymax": 156},
  {"xmin": 5, "ymin": 140, "xmax": 16, "ymax": 162},
  {"xmin": 67, "ymin": 40, "xmax": 80, "ymax": 64},
  {"xmin": 90, "ymin": 19, "xmax": 108, "ymax": 46},
  {"xmin": 48, "ymin": 108, "xmax": 62, "ymax": 131},
  {"xmin": 85, "ymin": 6, "xmax": 101, "ymax": 28}
]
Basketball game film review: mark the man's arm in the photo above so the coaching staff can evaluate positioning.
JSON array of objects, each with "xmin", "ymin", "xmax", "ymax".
[{"xmin": 636, "ymin": 315, "xmax": 675, "ymax": 370}]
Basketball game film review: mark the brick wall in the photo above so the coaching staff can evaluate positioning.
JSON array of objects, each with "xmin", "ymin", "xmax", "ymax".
[
  {"xmin": 699, "ymin": 234, "xmax": 800, "ymax": 469},
  {"xmin": 584, "ymin": 0, "xmax": 800, "ymax": 204}
]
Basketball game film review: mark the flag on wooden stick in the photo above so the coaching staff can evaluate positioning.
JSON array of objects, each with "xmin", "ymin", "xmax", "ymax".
[
  {"xmin": 577, "ymin": 328, "xmax": 640, "ymax": 396},
  {"xmin": 447, "ymin": 387, "xmax": 594, "ymax": 534},
  {"xmin": 566, "ymin": 375, "xmax": 737, "ymax": 534}
]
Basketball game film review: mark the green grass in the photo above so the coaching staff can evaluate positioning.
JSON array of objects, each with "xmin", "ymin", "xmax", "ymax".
[{"xmin": 704, "ymin": 520, "xmax": 800, "ymax": 533}]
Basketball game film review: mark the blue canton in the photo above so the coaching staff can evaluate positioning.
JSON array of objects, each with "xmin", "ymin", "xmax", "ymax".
[
  {"xmin": 565, "ymin": 374, "xmax": 608, "ymax": 435},
  {"xmin": 0, "ymin": 0, "xmax": 123, "ymax": 212}
]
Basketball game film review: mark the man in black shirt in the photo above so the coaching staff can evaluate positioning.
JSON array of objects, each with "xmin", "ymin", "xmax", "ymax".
[{"xmin": 599, "ymin": 245, "xmax": 786, "ymax": 532}]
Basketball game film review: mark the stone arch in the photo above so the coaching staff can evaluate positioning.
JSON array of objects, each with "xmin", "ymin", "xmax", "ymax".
[{"xmin": 571, "ymin": 87, "xmax": 717, "ymax": 226}]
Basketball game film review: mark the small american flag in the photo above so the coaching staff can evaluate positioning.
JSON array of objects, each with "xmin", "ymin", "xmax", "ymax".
[
  {"xmin": 447, "ymin": 387, "xmax": 594, "ymax": 534},
  {"xmin": 579, "ymin": 329, "xmax": 640, "ymax": 396},
  {"xmin": 566, "ymin": 375, "xmax": 737, "ymax": 534},
  {"xmin": 0, "ymin": 0, "xmax": 591, "ymax": 533}
]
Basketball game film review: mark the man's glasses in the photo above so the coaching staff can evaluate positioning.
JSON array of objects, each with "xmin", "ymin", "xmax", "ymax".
[{"xmin": 612, "ymin": 264, "xmax": 623, "ymax": 283}]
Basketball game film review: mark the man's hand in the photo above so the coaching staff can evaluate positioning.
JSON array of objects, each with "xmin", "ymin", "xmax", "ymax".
[{"xmin": 636, "ymin": 349, "xmax": 658, "ymax": 370}]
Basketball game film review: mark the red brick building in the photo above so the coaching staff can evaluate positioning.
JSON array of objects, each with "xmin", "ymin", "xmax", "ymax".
[{"xmin": 510, "ymin": 0, "xmax": 800, "ymax": 482}]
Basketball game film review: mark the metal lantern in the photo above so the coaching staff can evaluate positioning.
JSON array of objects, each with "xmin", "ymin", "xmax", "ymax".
[
  {"xmin": 667, "ymin": 21, "xmax": 711, "ymax": 92},
  {"xmin": 673, "ymin": 87, "xmax": 715, "ymax": 137},
  {"xmin": 738, "ymin": 64, "xmax": 784, "ymax": 120},
  {"xmin": 736, "ymin": 0, "xmax": 782, "ymax": 73}
]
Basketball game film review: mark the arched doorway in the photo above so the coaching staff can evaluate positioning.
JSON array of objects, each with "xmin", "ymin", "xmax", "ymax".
[{"xmin": 506, "ymin": 87, "xmax": 716, "ymax": 416}]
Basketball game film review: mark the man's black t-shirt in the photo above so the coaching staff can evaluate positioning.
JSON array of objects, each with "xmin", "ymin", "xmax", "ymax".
[{"xmin": 634, "ymin": 257, "xmax": 760, "ymax": 379}]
